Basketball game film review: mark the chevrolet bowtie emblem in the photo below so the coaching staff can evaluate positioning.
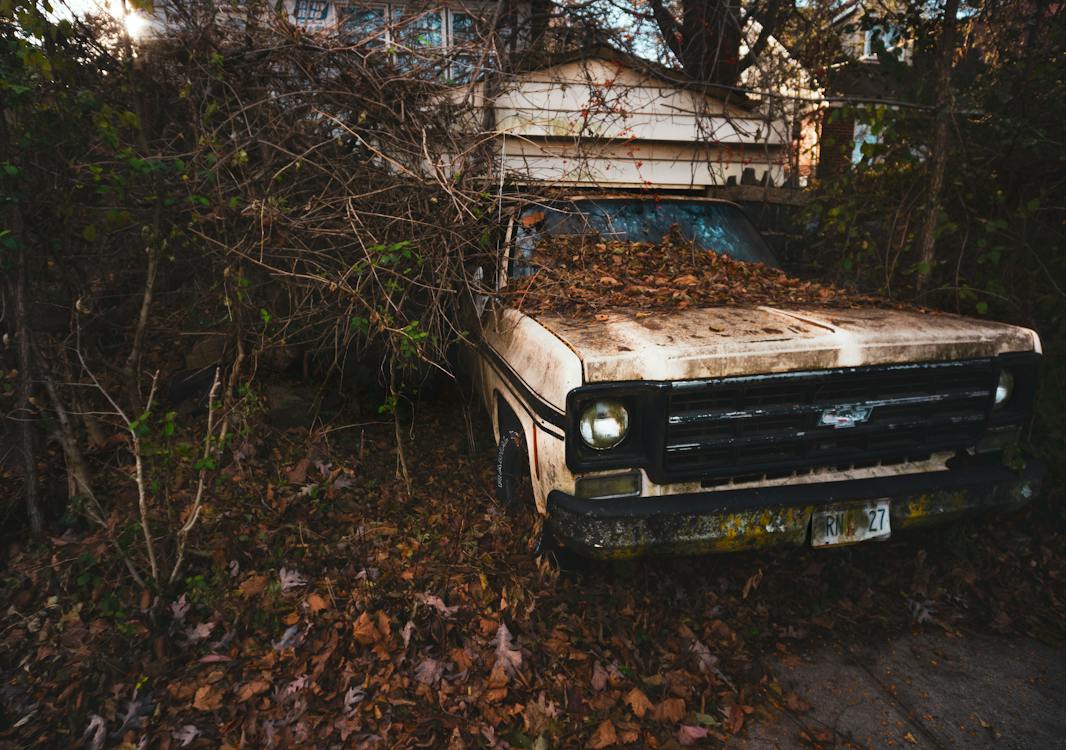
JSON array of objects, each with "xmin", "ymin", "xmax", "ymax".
[{"xmin": 819, "ymin": 405, "xmax": 874, "ymax": 429}]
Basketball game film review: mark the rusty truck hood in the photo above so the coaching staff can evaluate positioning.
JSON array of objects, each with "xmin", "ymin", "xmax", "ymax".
[{"xmin": 532, "ymin": 306, "xmax": 1040, "ymax": 383}]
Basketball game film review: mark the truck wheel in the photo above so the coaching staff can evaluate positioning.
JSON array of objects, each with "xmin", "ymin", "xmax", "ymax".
[
  {"xmin": 495, "ymin": 429, "xmax": 530, "ymax": 508},
  {"xmin": 495, "ymin": 429, "xmax": 585, "ymax": 571}
]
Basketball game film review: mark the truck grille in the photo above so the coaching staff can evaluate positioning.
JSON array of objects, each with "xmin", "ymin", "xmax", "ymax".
[{"xmin": 663, "ymin": 360, "xmax": 996, "ymax": 481}]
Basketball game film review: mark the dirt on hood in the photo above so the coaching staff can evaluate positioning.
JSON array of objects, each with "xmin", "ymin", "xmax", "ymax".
[{"xmin": 500, "ymin": 232, "xmax": 919, "ymax": 317}]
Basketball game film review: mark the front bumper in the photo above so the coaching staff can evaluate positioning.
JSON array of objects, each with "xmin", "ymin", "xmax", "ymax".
[{"xmin": 546, "ymin": 460, "xmax": 1045, "ymax": 559}]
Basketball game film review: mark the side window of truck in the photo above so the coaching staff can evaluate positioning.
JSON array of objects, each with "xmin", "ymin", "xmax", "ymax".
[{"xmin": 509, "ymin": 210, "xmax": 545, "ymax": 280}]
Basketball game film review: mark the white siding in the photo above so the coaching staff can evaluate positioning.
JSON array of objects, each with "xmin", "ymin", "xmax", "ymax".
[{"xmin": 493, "ymin": 58, "xmax": 789, "ymax": 190}]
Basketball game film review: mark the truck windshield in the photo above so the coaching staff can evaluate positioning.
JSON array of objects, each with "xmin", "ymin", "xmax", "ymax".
[{"xmin": 512, "ymin": 199, "xmax": 780, "ymax": 278}]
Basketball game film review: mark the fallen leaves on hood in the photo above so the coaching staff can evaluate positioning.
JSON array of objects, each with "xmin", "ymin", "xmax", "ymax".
[{"xmin": 501, "ymin": 231, "xmax": 916, "ymax": 316}]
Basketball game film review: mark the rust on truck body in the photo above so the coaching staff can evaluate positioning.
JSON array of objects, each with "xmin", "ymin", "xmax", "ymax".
[{"xmin": 547, "ymin": 463, "xmax": 1042, "ymax": 559}]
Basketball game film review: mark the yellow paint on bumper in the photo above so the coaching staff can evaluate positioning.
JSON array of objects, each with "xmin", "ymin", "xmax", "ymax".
[{"xmin": 547, "ymin": 462, "xmax": 1043, "ymax": 559}]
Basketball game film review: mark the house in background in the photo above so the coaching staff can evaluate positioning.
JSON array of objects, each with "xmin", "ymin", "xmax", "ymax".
[
  {"xmin": 816, "ymin": 0, "xmax": 913, "ymax": 176},
  {"xmin": 494, "ymin": 48, "xmax": 789, "ymax": 191},
  {"xmin": 282, "ymin": 1, "xmax": 793, "ymax": 193},
  {"xmin": 738, "ymin": 17, "xmax": 826, "ymax": 187}
]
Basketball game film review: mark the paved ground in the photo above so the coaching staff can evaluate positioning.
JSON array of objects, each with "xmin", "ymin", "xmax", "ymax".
[{"xmin": 736, "ymin": 631, "xmax": 1066, "ymax": 749}]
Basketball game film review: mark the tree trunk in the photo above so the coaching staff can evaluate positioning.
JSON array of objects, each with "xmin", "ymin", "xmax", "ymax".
[
  {"xmin": 2, "ymin": 101, "xmax": 41, "ymax": 534},
  {"xmin": 649, "ymin": 0, "xmax": 743, "ymax": 87},
  {"xmin": 681, "ymin": 0, "xmax": 742, "ymax": 86},
  {"xmin": 7, "ymin": 204, "xmax": 42, "ymax": 535},
  {"xmin": 915, "ymin": 0, "xmax": 961, "ymax": 293}
]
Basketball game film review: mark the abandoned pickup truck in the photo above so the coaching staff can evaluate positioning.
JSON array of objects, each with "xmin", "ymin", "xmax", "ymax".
[{"xmin": 469, "ymin": 195, "xmax": 1043, "ymax": 558}]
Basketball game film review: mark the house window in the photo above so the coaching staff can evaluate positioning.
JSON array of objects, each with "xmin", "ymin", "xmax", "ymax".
[
  {"xmin": 330, "ymin": 3, "xmax": 492, "ymax": 80},
  {"xmin": 400, "ymin": 8, "xmax": 444, "ymax": 48},
  {"xmin": 862, "ymin": 25, "xmax": 905, "ymax": 61},
  {"xmin": 851, "ymin": 121, "xmax": 880, "ymax": 165},
  {"xmin": 294, "ymin": 0, "xmax": 330, "ymax": 22},
  {"xmin": 338, "ymin": 5, "xmax": 394, "ymax": 46},
  {"xmin": 449, "ymin": 11, "xmax": 480, "ymax": 81}
]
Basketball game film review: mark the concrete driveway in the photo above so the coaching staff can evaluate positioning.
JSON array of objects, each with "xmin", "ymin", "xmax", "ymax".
[{"xmin": 738, "ymin": 631, "xmax": 1066, "ymax": 749}]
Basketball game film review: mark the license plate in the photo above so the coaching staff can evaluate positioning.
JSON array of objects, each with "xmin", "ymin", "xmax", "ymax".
[{"xmin": 811, "ymin": 500, "xmax": 891, "ymax": 547}]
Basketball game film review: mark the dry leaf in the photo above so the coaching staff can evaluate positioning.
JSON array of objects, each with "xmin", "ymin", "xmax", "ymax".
[
  {"xmin": 192, "ymin": 685, "xmax": 223, "ymax": 712},
  {"xmin": 784, "ymin": 692, "xmax": 811, "ymax": 713},
  {"xmin": 679, "ymin": 725, "xmax": 710, "ymax": 745},
  {"xmin": 520, "ymin": 210, "xmax": 545, "ymax": 227},
  {"xmin": 416, "ymin": 593, "xmax": 459, "ymax": 618},
  {"xmin": 185, "ymin": 621, "xmax": 215, "ymax": 644},
  {"xmin": 236, "ymin": 679, "xmax": 271, "ymax": 702},
  {"xmin": 306, "ymin": 592, "xmax": 328, "ymax": 614},
  {"xmin": 239, "ymin": 574, "xmax": 268, "ymax": 598},
  {"xmin": 278, "ymin": 567, "xmax": 307, "ymax": 590},
  {"xmin": 414, "ymin": 657, "xmax": 444, "ymax": 685},
  {"xmin": 624, "ymin": 687, "xmax": 653, "ymax": 719},
  {"xmin": 587, "ymin": 719, "xmax": 618, "ymax": 749},
  {"xmin": 723, "ymin": 704, "xmax": 746, "ymax": 734},
  {"xmin": 375, "ymin": 611, "xmax": 391, "ymax": 640},
  {"xmin": 742, "ymin": 568, "xmax": 763, "ymax": 600},
  {"xmin": 286, "ymin": 457, "xmax": 311, "ymax": 484},
  {"xmin": 353, "ymin": 611, "xmax": 381, "ymax": 645},
  {"xmin": 653, "ymin": 697, "xmax": 686, "ymax": 724},
  {"xmin": 81, "ymin": 715, "xmax": 106, "ymax": 750},
  {"xmin": 523, "ymin": 692, "xmax": 559, "ymax": 736},
  {"xmin": 591, "ymin": 661, "xmax": 609, "ymax": 692},
  {"xmin": 170, "ymin": 594, "xmax": 190, "ymax": 621},
  {"xmin": 493, "ymin": 623, "xmax": 522, "ymax": 678},
  {"xmin": 172, "ymin": 725, "xmax": 200, "ymax": 747}
]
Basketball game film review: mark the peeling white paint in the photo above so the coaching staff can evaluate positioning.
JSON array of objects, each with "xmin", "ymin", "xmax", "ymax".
[{"xmin": 533, "ymin": 306, "xmax": 1039, "ymax": 384}]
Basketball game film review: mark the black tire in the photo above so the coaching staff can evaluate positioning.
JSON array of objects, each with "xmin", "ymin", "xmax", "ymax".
[
  {"xmin": 495, "ymin": 428, "xmax": 587, "ymax": 572},
  {"xmin": 534, "ymin": 524, "xmax": 588, "ymax": 574},
  {"xmin": 495, "ymin": 429, "xmax": 528, "ymax": 508}
]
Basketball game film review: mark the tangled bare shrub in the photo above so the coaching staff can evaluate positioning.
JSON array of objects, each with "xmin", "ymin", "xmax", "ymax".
[
  {"xmin": 4, "ymin": 0, "xmax": 513, "ymax": 580},
  {"xmin": 148, "ymin": 6, "xmax": 499, "ymax": 386}
]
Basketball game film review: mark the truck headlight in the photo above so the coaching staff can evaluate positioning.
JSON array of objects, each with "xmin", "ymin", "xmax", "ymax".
[
  {"xmin": 578, "ymin": 400, "xmax": 629, "ymax": 450},
  {"xmin": 994, "ymin": 370, "xmax": 1014, "ymax": 408}
]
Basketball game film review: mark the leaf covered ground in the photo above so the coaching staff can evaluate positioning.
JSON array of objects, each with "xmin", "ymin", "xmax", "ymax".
[
  {"xmin": 502, "ymin": 234, "xmax": 921, "ymax": 317},
  {"xmin": 1, "ymin": 395, "xmax": 1064, "ymax": 749}
]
